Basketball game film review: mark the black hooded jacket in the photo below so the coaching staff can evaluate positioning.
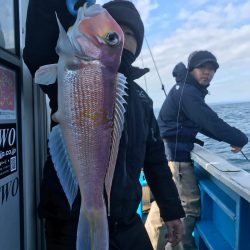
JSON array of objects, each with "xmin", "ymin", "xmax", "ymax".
[
  {"xmin": 158, "ymin": 63, "xmax": 248, "ymax": 161},
  {"xmin": 23, "ymin": 0, "xmax": 185, "ymax": 223}
]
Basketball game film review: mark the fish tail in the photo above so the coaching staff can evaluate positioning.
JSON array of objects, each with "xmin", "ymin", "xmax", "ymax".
[{"xmin": 77, "ymin": 202, "xmax": 108, "ymax": 250}]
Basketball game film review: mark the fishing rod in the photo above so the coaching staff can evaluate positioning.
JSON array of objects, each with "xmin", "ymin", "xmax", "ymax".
[
  {"xmin": 140, "ymin": 56, "xmax": 148, "ymax": 93},
  {"xmin": 144, "ymin": 37, "xmax": 167, "ymax": 97},
  {"xmin": 240, "ymin": 150, "xmax": 250, "ymax": 163}
]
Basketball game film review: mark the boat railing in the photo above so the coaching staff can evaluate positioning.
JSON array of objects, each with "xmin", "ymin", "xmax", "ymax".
[{"xmin": 191, "ymin": 144, "xmax": 250, "ymax": 250}]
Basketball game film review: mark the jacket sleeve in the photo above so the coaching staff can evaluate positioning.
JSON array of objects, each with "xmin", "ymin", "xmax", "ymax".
[
  {"xmin": 23, "ymin": 0, "xmax": 76, "ymax": 75},
  {"xmin": 23, "ymin": 0, "xmax": 60, "ymax": 76},
  {"xmin": 199, "ymin": 128, "xmax": 221, "ymax": 141},
  {"xmin": 23, "ymin": 0, "xmax": 74, "ymax": 113},
  {"xmin": 181, "ymin": 87, "xmax": 248, "ymax": 148},
  {"xmin": 143, "ymin": 106, "xmax": 185, "ymax": 221}
]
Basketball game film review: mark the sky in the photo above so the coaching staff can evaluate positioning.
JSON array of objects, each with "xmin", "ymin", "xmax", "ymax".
[{"xmin": 97, "ymin": 0, "xmax": 250, "ymax": 110}]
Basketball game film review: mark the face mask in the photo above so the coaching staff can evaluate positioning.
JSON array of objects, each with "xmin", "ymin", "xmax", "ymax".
[{"xmin": 118, "ymin": 49, "xmax": 136, "ymax": 77}]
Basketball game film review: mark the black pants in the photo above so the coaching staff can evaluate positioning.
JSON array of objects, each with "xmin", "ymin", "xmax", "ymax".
[{"xmin": 45, "ymin": 214, "xmax": 153, "ymax": 250}]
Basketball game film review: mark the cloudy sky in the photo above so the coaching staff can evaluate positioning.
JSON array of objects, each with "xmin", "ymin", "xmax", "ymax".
[{"xmin": 98, "ymin": 0, "xmax": 250, "ymax": 110}]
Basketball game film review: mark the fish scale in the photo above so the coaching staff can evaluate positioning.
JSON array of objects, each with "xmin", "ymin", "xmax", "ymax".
[{"xmin": 65, "ymin": 68, "xmax": 112, "ymax": 186}]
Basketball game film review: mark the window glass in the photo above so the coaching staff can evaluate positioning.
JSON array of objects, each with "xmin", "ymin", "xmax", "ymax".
[{"xmin": 0, "ymin": 0, "xmax": 15, "ymax": 53}]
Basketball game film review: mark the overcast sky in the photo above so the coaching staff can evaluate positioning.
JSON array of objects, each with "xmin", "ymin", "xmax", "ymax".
[{"xmin": 98, "ymin": 0, "xmax": 250, "ymax": 110}]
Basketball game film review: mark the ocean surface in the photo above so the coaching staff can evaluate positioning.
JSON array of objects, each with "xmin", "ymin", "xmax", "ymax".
[{"xmin": 154, "ymin": 101, "xmax": 250, "ymax": 171}]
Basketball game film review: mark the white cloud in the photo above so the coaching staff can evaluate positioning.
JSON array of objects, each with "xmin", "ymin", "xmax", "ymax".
[
  {"xmin": 133, "ymin": 0, "xmax": 158, "ymax": 23},
  {"xmin": 178, "ymin": 2, "xmax": 250, "ymax": 28}
]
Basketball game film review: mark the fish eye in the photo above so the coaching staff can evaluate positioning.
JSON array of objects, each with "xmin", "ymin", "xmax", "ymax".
[{"xmin": 105, "ymin": 32, "xmax": 119, "ymax": 46}]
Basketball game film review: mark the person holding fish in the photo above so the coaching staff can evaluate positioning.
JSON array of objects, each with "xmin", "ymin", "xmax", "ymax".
[
  {"xmin": 146, "ymin": 51, "xmax": 248, "ymax": 250},
  {"xmin": 23, "ymin": 0, "xmax": 185, "ymax": 249}
]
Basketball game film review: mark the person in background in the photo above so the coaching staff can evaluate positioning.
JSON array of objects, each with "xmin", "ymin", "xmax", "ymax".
[
  {"xmin": 23, "ymin": 1, "xmax": 185, "ymax": 249},
  {"xmin": 146, "ymin": 50, "xmax": 248, "ymax": 250}
]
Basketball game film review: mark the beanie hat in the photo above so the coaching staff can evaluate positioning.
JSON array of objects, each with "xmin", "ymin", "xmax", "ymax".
[
  {"xmin": 103, "ymin": 0, "xmax": 144, "ymax": 58},
  {"xmin": 188, "ymin": 50, "xmax": 219, "ymax": 72}
]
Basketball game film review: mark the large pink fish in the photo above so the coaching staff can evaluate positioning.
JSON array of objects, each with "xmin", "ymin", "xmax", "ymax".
[{"xmin": 34, "ymin": 4, "xmax": 126, "ymax": 250}]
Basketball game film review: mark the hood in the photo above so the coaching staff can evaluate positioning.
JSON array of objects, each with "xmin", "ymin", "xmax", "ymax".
[{"xmin": 172, "ymin": 62, "xmax": 187, "ymax": 84}]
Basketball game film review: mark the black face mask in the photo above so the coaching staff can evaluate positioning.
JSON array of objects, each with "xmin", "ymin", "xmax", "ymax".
[{"xmin": 118, "ymin": 49, "xmax": 136, "ymax": 77}]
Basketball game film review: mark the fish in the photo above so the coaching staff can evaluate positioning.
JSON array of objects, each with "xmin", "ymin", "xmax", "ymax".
[{"xmin": 34, "ymin": 4, "xmax": 126, "ymax": 250}]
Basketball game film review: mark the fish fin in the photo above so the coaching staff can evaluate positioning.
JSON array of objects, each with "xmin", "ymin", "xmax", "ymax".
[
  {"xmin": 76, "ymin": 6, "xmax": 85, "ymax": 21},
  {"xmin": 34, "ymin": 64, "xmax": 57, "ymax": 85},
  {"xmin": 48, "ymin": 125, "xmax": 78, "ymax": 208},
  {"xmin": 105, "ymin": 73, "xmax": 127, "ymax": 214},
  {"xmin": 55, "ymin": 13, "xmax": 74, "ymax": 58},
  {"xmin": 77, "ymin": 202, "xmax": 108, "ymax": 250}
]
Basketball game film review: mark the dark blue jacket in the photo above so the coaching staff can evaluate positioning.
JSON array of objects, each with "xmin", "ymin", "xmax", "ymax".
[{"xmin": 158, "ymin": 63, "xmax": 248, "ymax": 161}]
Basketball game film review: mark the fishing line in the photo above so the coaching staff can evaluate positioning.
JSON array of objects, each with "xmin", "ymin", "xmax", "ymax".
[
  {"xmin": 145, "ymin": 35, "xmax": 182, "ymax": 160},
  {"xmin": 240, "ymin": 150, "xmax": 250, "ymax": 163},
  {"xmin": 173, "ymin": 70, "xmax": 188, "ymax": 161}
]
